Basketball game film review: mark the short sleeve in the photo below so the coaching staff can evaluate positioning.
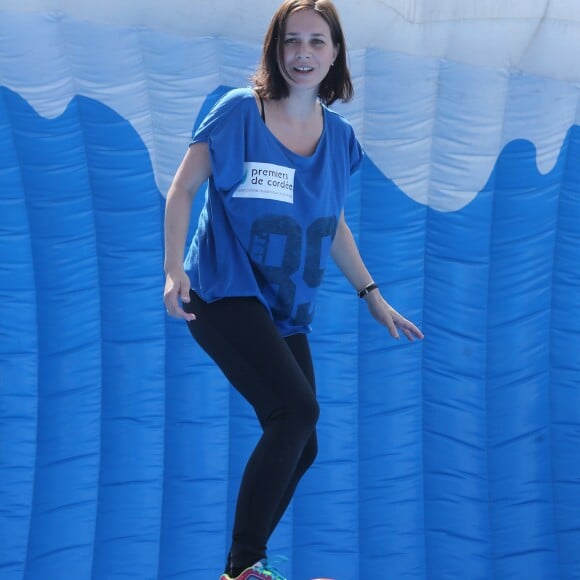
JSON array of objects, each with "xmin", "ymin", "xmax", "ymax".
[
  {"xmin": 190, "ymin": 88, "xmax": 251, "ymax": 194},
  {"xmin": 349, "ymin": 126, "xmax": 364, "ymax": 175}
]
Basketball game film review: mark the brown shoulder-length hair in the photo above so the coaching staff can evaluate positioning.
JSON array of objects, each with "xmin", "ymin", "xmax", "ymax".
[{"xmin": 252, "ymin": 0, "xmax": 354, "ymax": 106}]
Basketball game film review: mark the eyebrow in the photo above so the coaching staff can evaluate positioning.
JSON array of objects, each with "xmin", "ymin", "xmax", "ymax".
[{"xmin": 285, "ymin": 32, "xmax": 328, "ymax": 37}]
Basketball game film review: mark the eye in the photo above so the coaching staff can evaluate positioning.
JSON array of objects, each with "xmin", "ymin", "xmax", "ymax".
[
  {"xmin": 284, "ymin": 37, "xmax": 299, "ymax": 44},
  {"xmin": 311, "ymin": 38, "xmax": 324, "ymax": 45}
]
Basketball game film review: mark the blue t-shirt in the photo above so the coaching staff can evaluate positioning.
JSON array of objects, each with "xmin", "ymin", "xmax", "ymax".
[{"xmin": 184, "ymin": 88, "xmax": 363, "ymax": 336}]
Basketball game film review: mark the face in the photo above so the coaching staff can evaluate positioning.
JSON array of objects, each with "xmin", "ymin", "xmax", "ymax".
[{"xmin": 281, "ymin": 9, "xmax": 339, "ymax": 93}]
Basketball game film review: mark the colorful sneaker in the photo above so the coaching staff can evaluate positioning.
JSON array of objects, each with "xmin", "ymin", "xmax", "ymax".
[{"xmin": 219, "ymin": 558, "xmax": 287, "ymax": 580}]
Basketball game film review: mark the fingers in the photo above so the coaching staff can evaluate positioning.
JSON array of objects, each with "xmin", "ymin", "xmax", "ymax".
[
  {"xmin": 409, "ymin": 323, "xmax": 424, "ymax": 340},
  {"xmin": 165, "ymin": 292, "xmax": 196, "ymax": 321},
  {"xmin": 172, "ymin": 284, "xmax": 195, "ymax": 321},
  {"xmin": 393, "ymin": 316, "xmax": 424, "ymax": 342},
  {"xmin": 385, "ymin": 313, "xmax": 400, "ymax": 340},
  {"xmin": 388, "ymin": 310, "xmax": 424, "ymax": 342},
  {"xmin": 165, "ymin": 291, "xmax": 196, "ymax": 321},
  {"xmin": 180, "ymin": 285, "xmax": 191, "ymax": 305},
  {"xmin": 167, "ymin": 305, "xmax": 196, "ymax": 322},
  {"xmin": 164, "ymin": 273, "xmax": 195, "ymax": 321},
  {"xmin": 367, "ymin": 297, "xmax": 424, "ymax": 342}
]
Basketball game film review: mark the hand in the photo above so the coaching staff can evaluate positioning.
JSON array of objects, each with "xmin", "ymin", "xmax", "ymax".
[
  {"xmin": 364, "ymin": 291, "xmax": 424, "ymax": 341},
  {"xmin": 163, "ymin": 269, "xmax": 196, "ymax": 321}
]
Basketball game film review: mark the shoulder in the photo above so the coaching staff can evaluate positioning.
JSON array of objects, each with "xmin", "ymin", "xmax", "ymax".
[
  {"xmin": 323, "ymin": 105, "xmax": 364, "ymax": 172},
  {"xmin": 193, "ymin": 87, "xmax": 257, "ymax": 141},
  {"xmin": 323, "ymin": 106, "xmax": 356, "ymax": 137},
  {"xmin": 211, "ymin": 87, "xmax": 257, "ymax": 116}
]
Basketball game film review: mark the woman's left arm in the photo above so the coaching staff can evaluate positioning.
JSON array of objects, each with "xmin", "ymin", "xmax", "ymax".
[{"xmin": 330, "ymin": 211, "xmax": 424, "ymax": 341}]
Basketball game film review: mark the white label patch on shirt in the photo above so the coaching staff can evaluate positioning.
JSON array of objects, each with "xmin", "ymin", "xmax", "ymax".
[{"xmin": 233, "ymin": 162, "xmax": 295, "ymax": 204}]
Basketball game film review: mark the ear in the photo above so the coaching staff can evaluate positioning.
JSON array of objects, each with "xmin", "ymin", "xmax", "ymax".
[{"xmin": 333, "ymin": 43, "xmax": 340, "ymax": 63}]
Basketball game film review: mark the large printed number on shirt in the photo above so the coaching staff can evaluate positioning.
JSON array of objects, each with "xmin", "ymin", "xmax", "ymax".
[{"xmin": 250, "ymin": 215, "xmax": 338, "ymax": 325}]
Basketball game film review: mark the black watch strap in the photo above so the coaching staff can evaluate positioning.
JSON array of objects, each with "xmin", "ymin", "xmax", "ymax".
[{"xmin": 357, "ymin": 282, "xmax": 378, "ymax": 298}]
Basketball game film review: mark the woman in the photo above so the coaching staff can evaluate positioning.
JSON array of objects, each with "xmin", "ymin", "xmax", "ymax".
[{"xmin": 163, "ymin": 1, "xmax": 424, "ymax": 578}]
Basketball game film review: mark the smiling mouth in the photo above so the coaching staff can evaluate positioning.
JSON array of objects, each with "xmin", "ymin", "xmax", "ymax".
[{"xmin": 294, "ymin": 66, "xmax": 314, "ymax": 72}]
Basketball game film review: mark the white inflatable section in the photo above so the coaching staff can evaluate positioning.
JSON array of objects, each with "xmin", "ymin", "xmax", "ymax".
[
  {"xmin": 1, "ymin": 1, "xmax": 579, "ymax": 211},
  {"xmin": 3, "ymin": 0, "xmax": 580, "ymax": 73},
  {"xmin": 3, "ymin": 0, "xmax": 580, "ymax": 77}
]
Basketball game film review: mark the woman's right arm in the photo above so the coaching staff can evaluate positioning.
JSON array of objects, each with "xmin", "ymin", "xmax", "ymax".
[{"xmin": 163, "ymin": 142, "xmax": 212, "ymax": 320}]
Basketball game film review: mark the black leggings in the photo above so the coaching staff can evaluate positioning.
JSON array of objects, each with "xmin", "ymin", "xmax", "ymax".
[{"xmin": 184, "ymin": 292, "xmax": 319, "ymax": 574}]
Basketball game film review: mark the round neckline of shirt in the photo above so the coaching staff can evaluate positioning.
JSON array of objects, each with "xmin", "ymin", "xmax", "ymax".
[{"xmin": 251, "ymin": 95, "xmax": 327, "ymax": 161}]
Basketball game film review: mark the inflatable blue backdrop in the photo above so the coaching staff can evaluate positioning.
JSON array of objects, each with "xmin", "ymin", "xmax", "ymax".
[{"xmin": 0, "ymin": 1, "xmax": 579, "ymax": 579}]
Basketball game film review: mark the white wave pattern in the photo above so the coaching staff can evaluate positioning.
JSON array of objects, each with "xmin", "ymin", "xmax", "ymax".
[{"xmin": 0, "ymin": 4, "xmax": 579, "ymax": 211}]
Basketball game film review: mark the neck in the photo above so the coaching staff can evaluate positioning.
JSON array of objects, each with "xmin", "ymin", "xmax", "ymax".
[{"xmin": 278, "ymin": 89, "xmax": 320, "ymax": 121}]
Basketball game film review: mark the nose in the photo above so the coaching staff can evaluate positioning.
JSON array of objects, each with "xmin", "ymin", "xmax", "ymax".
[{"xmin": 292, "ymin": 40, "xmax": 312, "ymax": 60}]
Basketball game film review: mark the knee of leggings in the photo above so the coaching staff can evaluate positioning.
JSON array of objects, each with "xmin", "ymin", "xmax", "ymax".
[
  {"xmin": 272, "ymin": 396, "xmax": 319, "ymax": 434},
  {"xmin": 301, "ymin": 433, "xmax": 318, "ymax": 469},
  {"xmin": 263, "ymin": 395, "xmax": 319, "ymax": 434},
  {"xmin": 300, "ymin": 397, "xmax": 320, "ymax": 432}
]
